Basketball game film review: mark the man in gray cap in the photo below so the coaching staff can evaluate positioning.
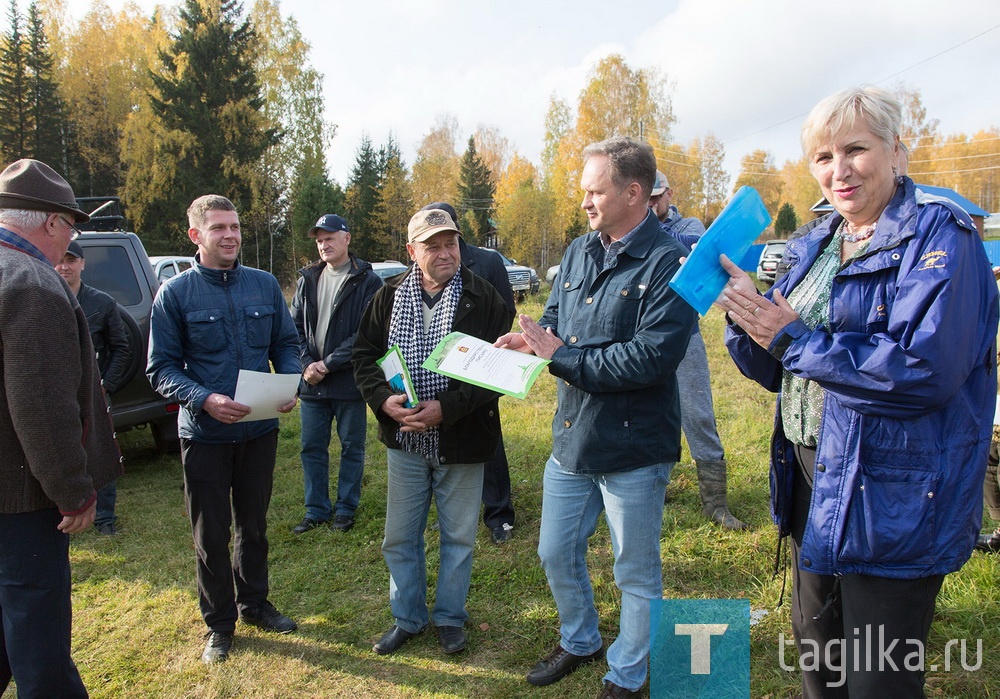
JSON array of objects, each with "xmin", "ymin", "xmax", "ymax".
[
  {"xmin": 648, "ymin": 170, "xmax": 705, "ymax": 248},
  {"xmin": 56, "ymin": 239, "xmax": 133, "ymax": 536},
  {"xmin": 649, "ymin": 170, "xmax": 746, "ymax": 530},
  {"xmin": 0, "ymin": 158, "xmax": 121, "ymax": 697},
  {"xmin": 290, "ymin": 214, "xmax": 382, "ymax": 534}
]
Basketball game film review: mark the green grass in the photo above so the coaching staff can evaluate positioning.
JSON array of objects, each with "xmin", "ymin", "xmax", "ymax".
[{"xmin": 11, "ymin": 292, "xmax": 999, "ymax": 698}]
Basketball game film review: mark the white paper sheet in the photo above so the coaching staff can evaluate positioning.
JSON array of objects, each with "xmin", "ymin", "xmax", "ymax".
[{"xmin": 233, "ymin": 369, "xmax": 301, "ymax": 421}]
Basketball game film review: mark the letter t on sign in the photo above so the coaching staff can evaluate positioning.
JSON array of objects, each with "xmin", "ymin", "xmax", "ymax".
[{"xmin": 674, "ymin": 624, "xmax": 729, "ymax": 674}]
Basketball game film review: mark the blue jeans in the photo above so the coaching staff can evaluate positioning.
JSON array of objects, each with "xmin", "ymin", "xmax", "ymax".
[
  {"xmin": 538, "ymin": 455, "xmax": 673, "ymax": 691},
  {"xmin": 677, "ymin": 329, "xmax": 725, "ymax": 463},
  {"xmin": 382, "ymin": 448, "xmax": 484, "ymax": 632},
  {"xmin": 95, "ymin": 480, "xmax": 117, "ymax": 527},
  {"xmin": 299, "ymin": 397, "xmax": 367, "ymax": 521}
]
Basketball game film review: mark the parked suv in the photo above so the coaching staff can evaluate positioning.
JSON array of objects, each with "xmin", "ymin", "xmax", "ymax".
[
  {"xmin": 75, "ymin": 197, "xmax": 179, "ymax": 452},
  {"xmin": 485, "ymin": 249, "xmax": 536, "ymax": 301},
  {"xmin": 149, "ymin": 255, "xmax": 195, "ymax": 283},
  {"xmin": 756, "ymin": 239, "xmax": 787, "ymax": 287}
]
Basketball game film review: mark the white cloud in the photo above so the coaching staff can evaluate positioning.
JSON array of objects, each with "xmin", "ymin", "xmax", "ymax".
[{"xmin": 59, "ymin": 0, "xmax": 1000, "ymax": 194}]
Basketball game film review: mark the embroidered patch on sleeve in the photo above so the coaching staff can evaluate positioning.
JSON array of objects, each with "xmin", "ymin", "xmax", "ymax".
[{"xmin": 918, "ymin": 250, "xmax": 947, "ymax": 270}]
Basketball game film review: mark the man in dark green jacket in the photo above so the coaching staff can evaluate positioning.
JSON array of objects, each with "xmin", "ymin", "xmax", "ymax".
[
  {"xmin": 352, "ymin": 208, "xmax": 508, "ymax": 658},
  {"xmin": 55, "ymin": 239, "xmax": 133, "ymax": 536}
]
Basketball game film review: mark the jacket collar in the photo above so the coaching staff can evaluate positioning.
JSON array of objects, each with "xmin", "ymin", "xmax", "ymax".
[
  {"xmin": 193, "ymin": 253, "xmax": 242, "ymax": 285},
  {"xmin": 583, "ymin": 209, "xmax": 662, "ymax": 265},
  {"xmin": 785, "ymin": 177, "xmax": 918, "ymax": 280},
  {"xmin": 298, "ymin": 252, "xmax": 372, "ymax": 279},
  {"xmin": 0, "ymin": 225, "xmax": 49, "ymax": 264}
]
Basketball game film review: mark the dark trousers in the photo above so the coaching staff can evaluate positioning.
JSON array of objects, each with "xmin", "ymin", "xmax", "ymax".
[
  {"xmin": 181, "ymin": 430, "xmax": 277, "ymax": 633},
  {"xmin": 0, "ymin": 508, "xmax": 88, "ymax": 698},
  {"xmin": 790, "ymin": 448, "xmax": 943, "ymax": 698},
  {"xmin": 481, "ymin": 424, "xmax": 514, "ymax": 529}
]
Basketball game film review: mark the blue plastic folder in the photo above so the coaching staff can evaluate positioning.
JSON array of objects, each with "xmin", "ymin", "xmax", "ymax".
[{"xmin": 668, "ymin": 186, "xmax": 772, "ymax": 315}]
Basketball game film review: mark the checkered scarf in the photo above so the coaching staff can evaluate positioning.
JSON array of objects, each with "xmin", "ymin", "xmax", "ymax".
[{"xmin": 387, "ymin": 266, "xmax": 462, "ymax": 458}]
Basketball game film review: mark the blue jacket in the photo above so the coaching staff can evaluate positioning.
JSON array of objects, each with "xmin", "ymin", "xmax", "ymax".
[
  {"xmin": 726, "ymin": 178, "xmax": 998, "ymax": 578},
  {"xmin": 291, "ymin": 253, "xmax": 382, "ymax": 401},
  {"xmin": 541, "ymin": 211, "xmax": 697, "ymax": 473},
  {"xmin": 148, "ymin": 257, "xmax": 301, "ymax": 443},
  {"xmin": 659, "ymin": 206, "xmax": 705, "ymax": 252}
]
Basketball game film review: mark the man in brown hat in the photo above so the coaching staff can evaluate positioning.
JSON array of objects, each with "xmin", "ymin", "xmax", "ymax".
[{"xmin": 0, "ymin": 158, "xmax": 121, "ymax": 697}]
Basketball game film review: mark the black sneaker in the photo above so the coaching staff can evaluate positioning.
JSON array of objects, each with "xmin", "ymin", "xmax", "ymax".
[
  {"xmin": 491, "ymin": 523, "xmax": 513, "ymax": 544},
  {"xmin": 240, "ymin": 601, "xmax": 297, "ymax": 634},
  {"xmin": 527, "ymin": 644, "xmax": 605, "ymax": 686},
  {"xmin": 330, "ymin": 514, "xmax": 355, "ymax": 532},
  {"xmin": 96, "ymin": 522, "xmax": 118, "ymax": 536},
  {"xmin": 975, "ymin": 527, "xmax": 1000, "ymax": 553},
  {"xmin": 292, "ymin": 517, "xmax": 328, "ymax": 534},
  {"xmin": 201, "ymin": 630, "xmax": 233, "ymax": 664}
]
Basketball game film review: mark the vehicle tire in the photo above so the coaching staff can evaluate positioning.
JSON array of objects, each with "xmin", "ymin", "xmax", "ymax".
[
  {"xmin": 114, "ymin": 304, "xmax": 144, "ymax": 394},
  {"xmin": 151, "ymin": 415, "xmax": 180, "ymax": 454}
]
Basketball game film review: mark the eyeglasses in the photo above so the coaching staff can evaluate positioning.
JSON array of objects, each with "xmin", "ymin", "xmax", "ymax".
[{"xmin": 57, "ymin": 215, "xmax": 82, "ymax": 240}]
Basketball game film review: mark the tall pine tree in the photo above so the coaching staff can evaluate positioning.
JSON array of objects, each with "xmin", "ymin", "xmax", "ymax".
[
  {"xmin": 0, "ymin": 0, "xmax": 29, "ymax": 162},
  {"xmin": 25, "ymin": 2, "xmax": 65, "ymax": 169},
  {"xmin": 457, "ymin": 136, "xmax": 494, "ymax": 246},
  {"xmin": 344, "ymin": 134, "xmax": 381, "ymax": 261},
  {"xmin": 126, "ymin": 0, "xmax": 277, "ymax": 247},
  {"xmin": 370, "ymin": 135, "xmax": 411, "ymax": 261}
]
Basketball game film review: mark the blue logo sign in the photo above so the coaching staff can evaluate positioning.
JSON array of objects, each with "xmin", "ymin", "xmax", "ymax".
[{"xmin": 650, "ymin": 599, "xmax": 750, "ymax": 698}]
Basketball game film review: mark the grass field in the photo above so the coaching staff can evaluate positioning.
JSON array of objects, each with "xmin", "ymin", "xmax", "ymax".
[{"xmin": 10, "ymin": 293, "xmax": 999, "ymax": 698}]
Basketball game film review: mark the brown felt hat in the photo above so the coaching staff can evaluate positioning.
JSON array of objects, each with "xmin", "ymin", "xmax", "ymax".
[{"xmin": 0, "ymin": 159, "xmax": 90, "ymax": 223}]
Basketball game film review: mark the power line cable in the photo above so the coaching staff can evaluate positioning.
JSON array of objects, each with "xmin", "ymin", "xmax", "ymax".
[{"xmin": 721, "ymin": 24, "xmax": 1000, "ymax": 146}]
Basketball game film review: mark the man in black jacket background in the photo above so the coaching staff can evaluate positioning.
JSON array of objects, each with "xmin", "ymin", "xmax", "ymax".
[
  {"xmin": 55, "ymin": 239, "xmax": 132, "ymax": 536},
  {"xmin": 290, "ymin": 214, "xmax": 382, "ymax": 534}
]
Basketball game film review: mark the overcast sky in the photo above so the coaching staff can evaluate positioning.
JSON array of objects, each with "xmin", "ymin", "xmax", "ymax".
[{"xmin": 63, "ymin": 0, "xmax": 1000, "ymax": 191}]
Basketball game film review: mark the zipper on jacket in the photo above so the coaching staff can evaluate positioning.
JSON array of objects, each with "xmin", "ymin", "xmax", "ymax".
[{"xmin": 222, "ymin": 270, "xmax": 247, "ymax": 439}]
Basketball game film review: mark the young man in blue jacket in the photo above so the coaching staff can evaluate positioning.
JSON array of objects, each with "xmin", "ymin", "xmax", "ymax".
[{"xmin": 148, "ymin": 195, "xmax": 301, "ymax": 664}]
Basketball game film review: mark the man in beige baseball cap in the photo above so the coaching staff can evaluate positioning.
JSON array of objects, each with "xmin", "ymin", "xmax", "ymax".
[{"xmin": 352, "ymin": 206, "xmax": 508, "ymax": 657}]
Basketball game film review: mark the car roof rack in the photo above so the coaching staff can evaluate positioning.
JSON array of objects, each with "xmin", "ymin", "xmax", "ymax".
[{"xmin": 76, "ymin": 196, "xmax": 126, "ymax": 232}]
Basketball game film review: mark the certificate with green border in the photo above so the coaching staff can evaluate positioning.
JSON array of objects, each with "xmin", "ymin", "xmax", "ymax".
[{"xmin": 421, "ymin": 332, "xmax": 550, "ymax": 400}]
